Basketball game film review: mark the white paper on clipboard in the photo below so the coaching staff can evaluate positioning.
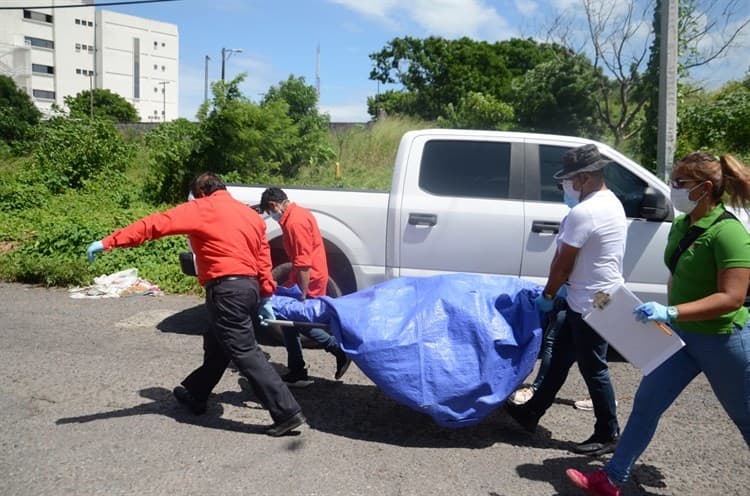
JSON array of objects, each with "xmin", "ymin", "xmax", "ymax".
[{"xmin": 582, "ymin": 284, "xmax": 685, "ymax": 375}]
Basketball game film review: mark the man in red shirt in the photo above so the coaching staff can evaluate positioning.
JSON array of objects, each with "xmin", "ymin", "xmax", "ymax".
[
  {"xmin": 85, "ymin": 173, "xmax": 304, "ymax": 436},
  {"xmin": 260, "ymin": 187, "xmax": 351, "ymax": 387}
]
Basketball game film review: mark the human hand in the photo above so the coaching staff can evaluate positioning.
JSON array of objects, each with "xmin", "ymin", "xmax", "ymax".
[
  {"xmin": 634, "ymin": 302, "xmax": 669, "ymax": 323},
  {"xmin": 86, "ymin": 240, "xmax": 104, "ymax": 262},
  {"xmin": 534, "ymin": 293, "xmax": 555, "ymax": 313},
  {"xmin": 258, "ymin": 297, "xmax": 276, "ymax": 326}
]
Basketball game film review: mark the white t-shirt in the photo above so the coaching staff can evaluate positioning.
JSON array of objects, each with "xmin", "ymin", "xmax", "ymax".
[{"xmin": 558, "ymin": 189, "xmax": 626, "ymax": 314}]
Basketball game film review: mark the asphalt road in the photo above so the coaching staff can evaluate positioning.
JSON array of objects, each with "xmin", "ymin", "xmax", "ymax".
[{"xmin": 1, "ymin": 282, "xmax": 747, "ymax": 496}]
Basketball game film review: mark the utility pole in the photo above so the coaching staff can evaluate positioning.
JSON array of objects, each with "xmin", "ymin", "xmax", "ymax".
[
  {"xmin": 657, "ymin": 0, "xmax": 679, "ymax": 181},
  {"xmin": 315, "ymin": 42, "xmax": 320, "ymax": 100},
  {"xmin": 159, "ymin": 80, "xmax": 169, "ymax": 122},
  {"xmin": 204, "ymin": 55, "xmax": 211, "ymax": 104},
  {"xmin": 221, "ymin": 47, "xmax": 242, "ymax": 82}
]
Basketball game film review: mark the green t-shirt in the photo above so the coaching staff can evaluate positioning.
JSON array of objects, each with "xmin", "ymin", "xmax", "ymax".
[{"xmin": 665, "ymin": 203, "xmax": 750, "ymax": 334}]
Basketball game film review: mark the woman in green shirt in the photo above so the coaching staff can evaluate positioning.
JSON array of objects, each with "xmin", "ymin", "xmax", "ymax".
[{"xmin": 566, "ymin": 152, "xmax": 750, "ymax": 496}]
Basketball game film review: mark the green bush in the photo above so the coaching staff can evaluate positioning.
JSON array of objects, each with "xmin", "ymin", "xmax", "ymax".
[{"xmin": 32, "ymin": 117, "xmax": 134, "ymax": 194}]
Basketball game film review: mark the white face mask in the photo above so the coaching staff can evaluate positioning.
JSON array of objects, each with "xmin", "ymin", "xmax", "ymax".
[
  {"xmin": 562, "ymin": 180, "xmax": 578, "ymax": 208},
  {"xmin": 670, "ymin": 183, "xmax": 706, "ymax": 214}
]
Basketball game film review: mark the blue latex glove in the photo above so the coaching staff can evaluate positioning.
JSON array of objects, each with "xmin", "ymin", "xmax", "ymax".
[
  {"xmin": 534, "ymin": 293, "xmax": 555, "ymax": 313},
  {"xmin": 634, "ymin": 302, "xmax": 669, "ymax": 323},
  {"xmin": 258, "ymin": 297, "xmax": 276, "ymax": 326},
  {"xmin": 556, "ymin": 284, "xmax": 568, "ymax": 300},
  {"xmin": 86, "ymin": 240, "xmax": 104, "ymax": 262}
]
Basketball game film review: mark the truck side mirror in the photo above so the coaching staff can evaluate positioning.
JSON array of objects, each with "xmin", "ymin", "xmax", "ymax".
[{"xmin": 639, "ymin": 186, "xmax": 673, "ymax": 222}]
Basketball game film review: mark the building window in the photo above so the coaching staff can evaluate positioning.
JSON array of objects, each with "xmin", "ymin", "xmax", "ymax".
[
  {"xmin": 161, "ymin": 42, "xmax": 165, "ymax": 47},
  {"xmin": 133, "ymin": 37, "xmax": 140, "ymax": 99},
  {"xmin": 24, "ymin": 36, "xmax": 54, "ymax": 50},
  {"xmin": 75, "ymin": 18, "xmax": 81, "ymax": 25},
  {"xmin": 32, "ymin": 89, "xmax": 55, "ymax": 100},
  {"xmin": 161, "ymin": 65, "xmax": 165, "ymax": 71},
  {"xmin": 88, "ymin": 46, "xmax": 94, "ymax": 53},
  {"xmin": 76, "ymin": 69, "xmax": 81, "ymax": 74},
  {"xmin": 153, "ymin": 41, "xmax": 158, "ymax": 48},
  {"xmin": 87, "ymin": 21, "xmax": 93, "ymax": 27},
  {"xmin": 153, "ymin": 64, "xmax": 158, "ymax": 70},
  {"xmin": 75, "ymin": 43, "xmax": 81, "ymax": 51},
  {"xmin": 32, "ymin": 64, "xmax": 54, "ymax": 75},
  {"xmin": 24, "ymin": 10, "xmax": 53, "ymax": 23}
]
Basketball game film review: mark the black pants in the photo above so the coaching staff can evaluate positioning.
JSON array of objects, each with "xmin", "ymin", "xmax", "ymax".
[
  {"xmin": 181, "ymin": 277, "xmax": 301, "ymax": 422},
  {"xmin": 525, "ymin": 309, "xmax": 619, "ymax": 439}
]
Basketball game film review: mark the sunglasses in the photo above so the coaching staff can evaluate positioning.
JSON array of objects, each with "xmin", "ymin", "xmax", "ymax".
[{"xmin": 670, "ymin": 178, "xmax": 699, "ymax": 189}]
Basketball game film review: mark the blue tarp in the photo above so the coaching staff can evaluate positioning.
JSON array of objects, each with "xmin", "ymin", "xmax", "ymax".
[{"xmin": 271, "ymin": 274, "xmax": 543, "ymax": 428}]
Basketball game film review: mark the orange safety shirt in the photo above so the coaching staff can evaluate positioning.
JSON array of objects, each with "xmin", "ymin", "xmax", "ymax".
[
  {"xmin": 278, "ymin": 202, "xmax": 329, "ymax": 297},
  {"xmin": 102, "ymin": 190, "xmax": 276, "ymax": 297}
]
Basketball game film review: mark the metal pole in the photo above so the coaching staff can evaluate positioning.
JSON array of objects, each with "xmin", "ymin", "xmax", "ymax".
[
  {"xmin": 204, "ymin": 55, "xmax": 210, "ymax": 103},
  {"xmin": 657, "ymin": 0, "xmax": 679, "ymax": 181},
  {"xmin": 220, "ymin": 47, "xmax": 226, "ymax": 82}
]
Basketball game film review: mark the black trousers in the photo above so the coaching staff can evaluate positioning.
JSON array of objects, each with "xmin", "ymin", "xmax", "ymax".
[
  {"xmin": 181, "ymin": 277, "xmax": 301, "ymax": 422},
  {"xmin": 525, "ymin": 309, "xmax": 619, "ymax": 439}
]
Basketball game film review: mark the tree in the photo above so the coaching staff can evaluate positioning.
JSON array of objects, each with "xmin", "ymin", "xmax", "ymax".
[
  {"xmin": 64, "ymin": 88, "xmax": 139, "ymax": 122},
  {"xmin": 437, "ymin": 92, "xmax": 514, "ymax": 130},
  {"xmin": 261, "ymin": 75, "xmax": 334, "ymax": 176},
  {"xmin": 543, "ymin": 0, "xmax": 750, "ymax": 151},
  {"xmin": 678, "ymin": 80, "xmax": 750, "ymax": 156},
  {"xmin": 0, "ymin": 75, "xmax": 41, "ymax": 148},
  {"xmin": 510, "ymin": 52, "xmax": 603, "ymax": 136},
  {"xmin": 368, "ymin": 37, "xmax": 568, "ymax": 121},
  {"xmin": 639, "ymin": 0, "xmax": 750, "ymax": 167}
]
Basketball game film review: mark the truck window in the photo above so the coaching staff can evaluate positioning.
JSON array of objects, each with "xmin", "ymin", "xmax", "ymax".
[
  {"xmin": 419, "ymin": 140, "xmax": 511, "ymax": 199},
  {"xmin": 539, "ymin": 144, "xmax": 648, "ymax": 218}
]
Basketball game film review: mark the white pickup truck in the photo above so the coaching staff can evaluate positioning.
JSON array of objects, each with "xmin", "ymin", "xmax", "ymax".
[{"xmin": 207, "ymin": 129, "xmax": 676, "ymax": 304}]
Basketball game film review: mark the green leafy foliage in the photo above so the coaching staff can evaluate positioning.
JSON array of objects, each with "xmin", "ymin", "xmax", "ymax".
[
  {"xmin": 142, "ymin": 118, "xmax": 200, "ymax": 204},
  {"xmin": 64, "ymin": 88, "xmax": 139, "ymax": 122},
  {"xmin": 32, "ymin": 117, "xmax": 134, "ymax": 194},
  {"xmin": 678, "ymin": 81, "xmax": 750, "ymax": 158},
  {"xmin": 437, "ymin": 92, "xmax": 514, "ymax": 130},
  {"xmin": 510, "ymin": 54, "xmax": 603, "ymax": 137},
  {"xmin": 0, "ymin": 75, "xmax": 41, "ymax": 151},
  {"xmin": 368, "ymin": 36, "xmax": 570, "ymax": 121}
]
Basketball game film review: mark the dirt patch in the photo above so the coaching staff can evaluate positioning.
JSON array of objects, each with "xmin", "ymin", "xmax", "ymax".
[{"xmin": 0, "ymin": 241, "xmax": 17, "ymax": 255}]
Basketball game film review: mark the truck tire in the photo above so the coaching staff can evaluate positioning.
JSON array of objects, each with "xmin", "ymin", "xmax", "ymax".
[{"xmin": 260, "ymin": 262, "xmax": 342, "ymax": 348}]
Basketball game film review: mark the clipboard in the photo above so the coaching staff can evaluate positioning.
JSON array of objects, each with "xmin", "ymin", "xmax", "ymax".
[{"xmin": 582, "ymin": 284, "xmax": 685, "ymax": 375}]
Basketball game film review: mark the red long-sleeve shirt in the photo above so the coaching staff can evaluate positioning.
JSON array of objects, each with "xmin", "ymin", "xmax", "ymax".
[
  {"xmin": 279, "ymin": 202, "xmax": 328, "ymax": 297},
  {"xmin": 102, "ymin": 190, "xmax": 276, "ymax": 297}
]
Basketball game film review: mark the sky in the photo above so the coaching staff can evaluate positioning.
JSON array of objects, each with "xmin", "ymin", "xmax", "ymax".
[{"xmin": 100, "ymin": 0, "xmax": 750, "ymax": 122}]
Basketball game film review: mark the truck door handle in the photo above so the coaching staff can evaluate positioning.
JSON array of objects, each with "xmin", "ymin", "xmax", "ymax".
[
  {"xmin": 408, "ymin": 213, "xmax": 437, "ymax": 227},
  {"xmin": 531, "ymin": 220, "xmax": 560, "ymax": 234}
]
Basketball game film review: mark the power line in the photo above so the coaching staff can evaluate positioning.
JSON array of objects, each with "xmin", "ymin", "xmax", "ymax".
[{"xmin": 0, "ymin": 0, "xmax": 181, "ymax": 10}]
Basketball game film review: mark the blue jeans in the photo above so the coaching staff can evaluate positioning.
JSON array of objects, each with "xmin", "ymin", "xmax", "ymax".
[
  {"xmin": 533, "ymin": 300, "xmax": 568, "ymax": 390},
  {"xmin": 525, "ymin": 309, "xmax": 619, "ymax": 439},
  {"xmin": 283, "ymin": 325, "xmax": 339, "ymax": 372},
  {"xmin": 605, "ymin": 321, "xmax": 750, "ymax": 483}
]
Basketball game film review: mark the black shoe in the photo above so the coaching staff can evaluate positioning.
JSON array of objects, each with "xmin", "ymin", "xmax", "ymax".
[
  {"xmin": 332, "ymin": 347, "xmax": 352, "ymax": 380},
  {"xmin": 281, "ymin": 368, "xmax": 314, "ymax": 388},
  {"xmin": 266, "ymin": 411, "xmax": 306, "ymax": 437},
  {"xmin": 173, "ymin": 385, "xmax": 207, "ymax": 415},
  {"xmin": 505, "ymin": 401, "xmax": 539, "ymax": 433},
  {"xmin": 571, "ymin": 433, "xmax": 619, "ymax": 456}
]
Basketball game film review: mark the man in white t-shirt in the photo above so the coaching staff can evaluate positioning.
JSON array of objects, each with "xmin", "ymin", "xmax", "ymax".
[{"xmin": 506, "ymin": 143, "xmax": 626, "ymax": 456}]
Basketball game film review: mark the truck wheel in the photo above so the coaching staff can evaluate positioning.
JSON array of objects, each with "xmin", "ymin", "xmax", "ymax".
[{"xmin": 261, "ymin": 262, "xmax": 341, "ymax": 348}]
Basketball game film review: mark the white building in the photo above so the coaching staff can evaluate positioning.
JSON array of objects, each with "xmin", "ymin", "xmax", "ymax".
[{"xmin": 0, "ymin": 0, "xmax": 178, "ymax": 122}]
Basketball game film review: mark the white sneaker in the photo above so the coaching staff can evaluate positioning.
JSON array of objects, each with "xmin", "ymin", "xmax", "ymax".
[
  {"xmin": 574, "ymin": 398, "xmax": 618, "ymax": 411},
  {"xmin": 508, "ymin": 385, "xmax": 535, "ymax": 405}
]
